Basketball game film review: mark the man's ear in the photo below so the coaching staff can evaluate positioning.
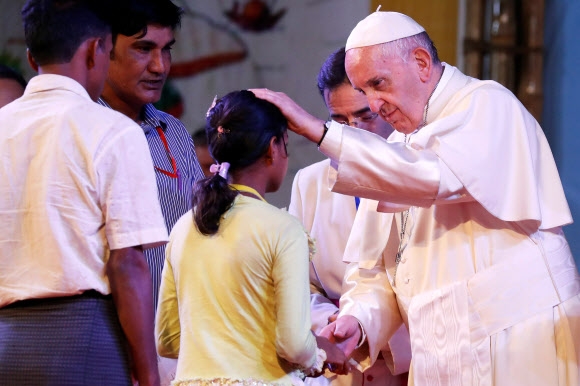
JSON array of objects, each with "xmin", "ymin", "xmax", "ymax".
[
  {"xmin": 85, "ymin": 38, "xmax": 101, "ymax": 70},
  {"xmin": 26, "ymin": 49, "xmax": 38, "ymax": 72},
  {"xmin": 412, "ymin": 47, "xmax": 432, "ymax": 83}
]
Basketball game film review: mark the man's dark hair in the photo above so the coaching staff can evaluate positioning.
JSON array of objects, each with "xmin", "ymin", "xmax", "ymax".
[
  {"xmin": 317, "ymin": 47, "xmax": 350, "ymax": 98},
  {"xmin": 112, "ymin": 0, "xmax": 183, "ymax": 43},
  {"xmin": 22, "ymin": 0, "xmax": 114, "ymax": 66},
  {"xmin": 0, "ymin": 65, "xmax": 27, "ymax": 89}
]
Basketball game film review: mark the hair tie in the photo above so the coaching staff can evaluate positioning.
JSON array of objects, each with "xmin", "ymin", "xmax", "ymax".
[
  {"xmin": 209, "ymin": 162, "xmax": 230, "ymax": 179},
  {"xmin": 216, "ymin": 126, "xmax": 230, "ymax": 136}
]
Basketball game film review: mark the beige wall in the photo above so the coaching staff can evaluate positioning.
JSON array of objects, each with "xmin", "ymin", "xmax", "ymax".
[{"xmin": 370, "ymin": 0, "xmax": 458, "ymax": 64}]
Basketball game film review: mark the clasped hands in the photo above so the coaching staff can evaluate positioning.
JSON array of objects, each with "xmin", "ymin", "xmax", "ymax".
[{"xmin": 312, "ymin": 315, "xmax": 363, "ymax": 376}]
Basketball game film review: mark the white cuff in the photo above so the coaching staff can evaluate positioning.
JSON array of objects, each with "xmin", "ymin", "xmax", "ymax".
[
  {"xmin": 356, "ymin": 318, "xmax": 367, "ymax": 348},
  {"xmin": 293, "ymin": 347, "xmax": 327, "ymax": 380},
  {"xmin": 318, "ymin": 120, "xmax": 343, "ymax": 164},
  {"xmin": 305, "ymin": 347, "xmax": 327, "ymax": 376}
]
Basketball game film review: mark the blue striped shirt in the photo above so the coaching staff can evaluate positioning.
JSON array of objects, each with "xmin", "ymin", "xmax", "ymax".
[{"xmin": 98, "ymin": 99, "xmax": 204, "ymax": 311}]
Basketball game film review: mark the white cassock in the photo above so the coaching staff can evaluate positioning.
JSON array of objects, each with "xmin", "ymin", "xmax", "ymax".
[
  {"xmin": 289, "ymin": 159, "xmax": 411, "ymax": 386},
  {"xmin": 320, "ymin": 64, "xmax": 580, "ymax": 386}
]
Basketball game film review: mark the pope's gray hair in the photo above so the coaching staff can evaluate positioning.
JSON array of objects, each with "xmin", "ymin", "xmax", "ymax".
[{"xmin": 381, "ymin": 32, "xmax": 440, "ymax": 64}]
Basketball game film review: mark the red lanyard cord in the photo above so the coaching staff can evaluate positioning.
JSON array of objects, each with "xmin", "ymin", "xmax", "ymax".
[{"xmin": 154, "ymin": 126, "xmax": 181, "ymax": 190}]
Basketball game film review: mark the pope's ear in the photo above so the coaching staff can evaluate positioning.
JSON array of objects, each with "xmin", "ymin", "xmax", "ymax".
[
  {"xmin": 412, "ymin": 47, "xmax": 432, "ymax": 82},
  {"xmin": 85, "ymin": 38, "xmax": 101, "ymax": 70}
]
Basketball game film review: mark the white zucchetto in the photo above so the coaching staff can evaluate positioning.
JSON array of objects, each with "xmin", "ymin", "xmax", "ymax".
[{"xmin": 345, "ymin": 11, "xmax": 425, "ymax": 51}]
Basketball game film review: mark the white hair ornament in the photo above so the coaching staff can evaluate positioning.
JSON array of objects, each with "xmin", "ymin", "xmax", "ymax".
[{"xmin": 209, "ymin": 162, "xmax": 230, "ymax": 179}]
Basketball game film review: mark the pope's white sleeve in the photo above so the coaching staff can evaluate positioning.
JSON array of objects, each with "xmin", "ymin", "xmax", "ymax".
[
  {"xmin": 339, "ymin": 261, "xmax": 403, "ymax": 371},
  {"xmin": 320, "ymin": 122, "xmax": 473, "ymax": 207}
]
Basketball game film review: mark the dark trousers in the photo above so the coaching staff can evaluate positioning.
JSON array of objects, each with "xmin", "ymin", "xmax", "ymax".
[{"xmin": 0, "ymin": 291, "xmax": 131, "ymax": 386}]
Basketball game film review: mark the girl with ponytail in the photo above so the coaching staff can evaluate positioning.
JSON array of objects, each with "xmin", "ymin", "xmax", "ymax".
[{"xmin": 155, "ymin": 90, "xmax": 346, "ymax": 385}]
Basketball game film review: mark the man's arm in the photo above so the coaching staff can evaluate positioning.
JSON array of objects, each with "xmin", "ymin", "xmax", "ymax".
[
  {"xmin": 155, "ymin": 246, "xmax": 181, "ymax": 359},
  {"xmin": 107, "ymin": 246, "xmax": 160, "ymax": 386}
]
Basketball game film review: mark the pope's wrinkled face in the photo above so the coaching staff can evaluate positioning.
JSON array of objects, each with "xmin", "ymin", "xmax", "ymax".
[
  {"xmin": 324, "ymin": 82, "xmax": 393, "ymax": 139},
  {"xmin": 345, "ymin": 44, "xmax": 428, "ymax": 134}
]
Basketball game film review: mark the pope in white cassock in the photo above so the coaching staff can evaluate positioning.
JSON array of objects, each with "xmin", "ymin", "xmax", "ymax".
[{"xmin": 252, "ymin": 10, "xmax": 580, "ymax": 386}]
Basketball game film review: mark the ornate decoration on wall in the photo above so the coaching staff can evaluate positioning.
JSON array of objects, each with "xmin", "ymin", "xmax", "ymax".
[
  {"xmin": 222, "ymin": 0, "xmax": 286, "ymax": 32},
  {"xmin": 169, "ymin": 1, "xmax": 250, "ymax": 78}
]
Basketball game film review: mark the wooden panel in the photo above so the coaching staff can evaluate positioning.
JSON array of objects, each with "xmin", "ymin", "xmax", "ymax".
[{"xmin": 370, "ymin": 0, "xmax": 458, "ymax": 64}]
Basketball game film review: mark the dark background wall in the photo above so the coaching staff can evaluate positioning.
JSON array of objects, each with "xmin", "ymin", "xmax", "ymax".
[{"xmin": 544, "ymin": 1, "xmax": 580, "ymax": 265}]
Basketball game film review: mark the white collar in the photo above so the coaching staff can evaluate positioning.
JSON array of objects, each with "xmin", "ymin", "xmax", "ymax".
[{"xmin": 430, "ymin": 62, "xmax": 454, "ymax": 103}]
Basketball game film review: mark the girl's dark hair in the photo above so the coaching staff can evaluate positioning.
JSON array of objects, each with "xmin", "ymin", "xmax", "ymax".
[{"xmin": 193, "ymin": 90, "xmax": 287, "ymax": 235}]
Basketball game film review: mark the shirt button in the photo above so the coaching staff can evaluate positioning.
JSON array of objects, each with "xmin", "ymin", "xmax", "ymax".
[
  {"xmin": 400, "ymin": 258, "xmax": 407, "ymax": 264},
  {"xmin": 366, "ymin": 375, "xmax": 374, "ymax": 382}
]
